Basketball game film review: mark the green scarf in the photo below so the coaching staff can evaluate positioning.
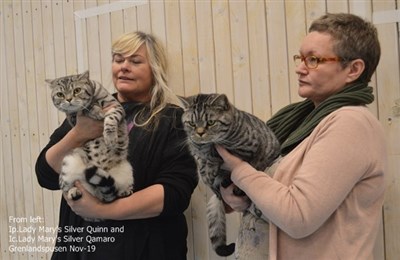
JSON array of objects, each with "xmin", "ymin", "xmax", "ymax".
[{"xmin": 267, "ymin": 82, "xmax": 374, "ymax": 155}]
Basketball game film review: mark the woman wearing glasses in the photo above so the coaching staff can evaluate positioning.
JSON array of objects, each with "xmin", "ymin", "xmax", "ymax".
[{"xmin": 218, "ymin": 13, "xmax": 385, "ymax": 259}]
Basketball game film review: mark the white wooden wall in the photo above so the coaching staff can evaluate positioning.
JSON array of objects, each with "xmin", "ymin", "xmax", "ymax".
[{"xmin": 1, "ymin": 1, "xmax": 399, "ymax": 259}]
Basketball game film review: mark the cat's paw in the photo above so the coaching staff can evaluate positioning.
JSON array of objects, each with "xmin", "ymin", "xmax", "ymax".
[
  {"xmin": 118, "ymin": 187, "xmax": 133, "ymax": 198},
  {"xmin": 67, "ymin": 187, "xmax": 82, "ymax": 200},
  {"xmin": 88, "ymin": 105, "xmax": 105, "ymax": 120},
  {"xmin": 216, "ymin": 243, "xmax": 235, "ymax": 257},
  {"xmin": 248, "ymin": 203, "xmax": 263, "ymax": 219},
  {"xmin": 233, "ymin": 186, "xmax": 246, "ymax": 196},
  {"xmin": 103, "ymin": 130, "xmax": 118, "ymax": 147}
]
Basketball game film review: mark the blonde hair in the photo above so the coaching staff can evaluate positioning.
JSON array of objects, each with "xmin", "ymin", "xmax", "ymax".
[{"xmin": 112, "ymin": 31, "xmax": 182, "ymax": 126}]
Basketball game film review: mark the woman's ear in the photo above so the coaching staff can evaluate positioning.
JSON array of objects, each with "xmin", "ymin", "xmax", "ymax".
[{"xmin": 345, "ymin": 59, "xmax": 365, "ymax": 83}]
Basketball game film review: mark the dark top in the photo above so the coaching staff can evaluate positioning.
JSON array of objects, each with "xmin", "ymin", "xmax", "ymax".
[{"xmin": 35, "ymin": 100, "xmax": 198, "ymax": 260}]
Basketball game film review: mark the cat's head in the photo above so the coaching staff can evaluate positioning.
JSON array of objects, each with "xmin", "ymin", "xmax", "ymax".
[
  {"xmin": 181, "ymin": 93, "xmax": 234, "ymax": 144},
  {"xmin": 46, "ymin": 71, "xmax": 95, "ymax": 113}
]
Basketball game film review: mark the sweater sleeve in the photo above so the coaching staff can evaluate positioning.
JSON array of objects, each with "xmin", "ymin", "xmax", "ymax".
[
  {"xmin": 35, "ymin": 120, "xmax": 72, "ymax": 190},
  {"xmin": 157, "ymin": 109, "xmax": 198, "ymax": 216},
  {"xmin": 231, "ymin": 108, "xmax": 386, "ymax": 238}
]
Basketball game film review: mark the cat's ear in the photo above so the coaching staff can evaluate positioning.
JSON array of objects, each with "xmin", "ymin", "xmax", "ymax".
[
  {"xmin": 211, "ymin": 94, "xmax": 230, "ymax": 111},
  {"xmin": 78, "ymin": 70, "xmax": 90, "ymax": 80},
  {"xmin": 178, "ymin": 95, "xmax": 191, "ymax": 110},
  {"xmin": 45, "ymin": 78, "xmax": 54, "ymax": 87}
]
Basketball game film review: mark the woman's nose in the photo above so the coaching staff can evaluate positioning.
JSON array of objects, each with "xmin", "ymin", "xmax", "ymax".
[
  {"xmin": 120, "ymin": 60, "xmax": 130, "ymax": 71},
  {"xmin": 295, "ymin": 62, "xmax": 308, "ymax": 75}
]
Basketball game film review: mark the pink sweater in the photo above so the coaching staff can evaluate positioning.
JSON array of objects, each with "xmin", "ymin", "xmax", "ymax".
[{"xmin": 232, "ymin": 106, "xmax": 386, "ymax": 260}]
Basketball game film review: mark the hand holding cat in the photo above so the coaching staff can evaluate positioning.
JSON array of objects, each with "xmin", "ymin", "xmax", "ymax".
[
  {"xmin": 216, "ymin": 145, "xmax": 252, "ymax": 212},
  {"xmin": 64, "ymin": 181, "xmax": 105, "ymax": 220},
  {"xmin": 220, "ymin": 184, "xmax": 251, "ymax": 212},
  {"xmin": 71, "ymin": 113, "xmax": 104, "ymax": 143},
  {"xmin": 215, "ymin": 145, "xmax": 245, "ymax": 172}
]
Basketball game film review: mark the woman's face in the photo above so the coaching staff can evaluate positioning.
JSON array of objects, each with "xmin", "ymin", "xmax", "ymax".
[
  {"xmin": 295, "ymin": 31, "xmax": 352, "ymax": 106},
  {"xmin": 112, "ymin": 44, "xmax": 153, "ymax": 103}
]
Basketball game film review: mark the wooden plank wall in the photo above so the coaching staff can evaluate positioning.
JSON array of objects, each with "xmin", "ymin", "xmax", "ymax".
[{"xmin": 1, "ymin": 0, "xmax": 399, "ymax": 259}]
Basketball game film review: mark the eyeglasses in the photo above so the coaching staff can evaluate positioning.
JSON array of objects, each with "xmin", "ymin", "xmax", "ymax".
[{"xmin": 293, "ymin": 55, "xmax": 342, "ymax": 69}]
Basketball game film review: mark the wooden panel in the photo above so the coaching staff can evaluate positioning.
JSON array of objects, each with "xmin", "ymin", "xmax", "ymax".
[
  {"xmin": 305, "ymin": 0, "xmax": 326, "ymax": 29},
  {"xmin": 373, "ymin": 1, "xmax": 400, "ymax": 259},
  {"xmin": 123, "ymin": 5, "xmax": 138, "ymax": 33},
  {"xmin": 247, "ymin": 0, "xmax": 272, "ymax": 120},
  {"xmin": 350, "ymin": 0, "xmax": 379, "ymax": 117},
  {"xmin": 21, "ymin": 2, "xmax": 40, "ymax": 259},
  {"xmin": 31, "ymin": 3, "xmax": 59, "ymax": 258},
  {"xmin": 86, "ymin": 1, "xmax": 102, "ymax": 80},
  {"xmin": 265, "ymin": 0, "xmax": 291, "ymax": 113},
  {"xmin": 63, "ymin": 0, "xmax": 77, "ymax": 75},
  {"xmin": 97, "ymin": 0, "xmax": 113, "ymax": 89},
  {"xmin": 195, "ymin": 0, "xmax": 217, "ymax": 94},
  {"xmin": 1, "ymin": 2, "xmax": 13, "ymax": 258},
  {"xmin": 110, "ymin": 0, "xmax": 124, "ymax": 45},
  {"xmin": 180, "ymin": 0, "xmax": 200, "ymax": 97},
  {"xmin": 164, "ymin": 1, "xmax": 185, "ymax": 95},
  {"xmin": 1, "ymin": 1, "xmax": 399, "ymax": 259},
  {"xmin": 212, "ymin": 0, "xmax": 234, "ymax": 100},
  {"xmin": 327, "ymin": 0, "xmax": 348, "ymax": 13},
  {"xmin": 149, "ymin": 1, "xmax": 166, "ymax": 42},
  {"xmin": 3, "ymin": 2, "xmax": 22, "ymax": 259},
  {"xmin": 285, "ymin": 0, "xmax": 307, "ymax": 104},
  {"xmin": 230, "ymin": 1, "xmax": 252, "ymax": 112},
  {"xmin": 137, "ymin": 3, "xmax": 151, "ymax": 33}
]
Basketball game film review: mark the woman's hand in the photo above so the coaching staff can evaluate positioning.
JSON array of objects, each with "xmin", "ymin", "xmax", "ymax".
[
  {"xmin": 215, "ymin": 145, "xmax": 245, "ymax": 172},
  {"xmin": 216, "ymin": 145, "xmax": 251, "ymax": 212},
  {"xmin": 45, "ymin": 114, "xmax": 104, "ymax": 173},
  {"xmin": 64, "ymin": 181, "xmax": 105, "ymax": 220},
  {"xmin": 71, "ymin": 113, "xmax": 104, "ymax": 145},
  {"xmin": 220, "ymin": 183, "xmax": 251, "ymax": 213}
]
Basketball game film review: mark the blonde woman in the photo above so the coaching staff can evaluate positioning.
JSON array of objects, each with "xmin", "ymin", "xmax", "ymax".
[{"xmin": 36, "ymin": 31, "xmax": 198, "ymax": 260}]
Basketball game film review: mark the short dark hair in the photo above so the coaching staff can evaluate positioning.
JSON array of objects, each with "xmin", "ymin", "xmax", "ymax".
[{"xmin": 309, "ymin": 13, "xmax": 380, "ymax": 83}]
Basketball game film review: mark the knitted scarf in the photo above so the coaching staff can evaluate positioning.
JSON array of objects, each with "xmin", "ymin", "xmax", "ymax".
[{"xmin": 266, "ymin": 82, "xmax": 374, "ymax": 155}]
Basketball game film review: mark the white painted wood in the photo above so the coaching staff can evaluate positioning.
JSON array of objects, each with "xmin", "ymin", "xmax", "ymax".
[
  {"xmin": 164, "ymin": 1, "xmax": 185, "ymax": 95},
  {"xmin": 74, "ymin": 0, "xmax": 147, "ymax": 19},
  {"xmin": 212, "ymin": 0, "xmax": 234, "ymax": 101},
  {"xmin": 284, "ymin": 0, "xmax": 307, "ymax": 104},
  {"xmin": 180, "ymin": 0, "xmax": 200, "ymax": 97},
  {"xmin": 327, "ymin": 0, "xmax": 348, "ymax": 13},
  {"xmin": 86, "ymin": 1, "xmax": 102, "ymax": 81},
  {"xmin": 230, "ymin": 1, "xmax": 252, "ymax": 113},
  {"xmin": 1, "ymin": 1, "xmax": 399, "ymax": 259},
  {"xmin": 1, "ymin": 2, "xmax": 12, "ymax": 258},
  {"xmin": 247, "ymin": 0, "xmax": 273, "ymax": 120},
  {"xmin": 373, "ymin": 0, "xmax": 400, "ymax": 258},
  {"xmin": 373, "ymin": 9, "xmax": 400, "ymax": 24},
  {"xmin": 195, "ymin": 0, "xmax": 217, "ymax": 95},
  {"xmin": 265, "ymin": 0, "xmax": 291, "ymax": 113}
]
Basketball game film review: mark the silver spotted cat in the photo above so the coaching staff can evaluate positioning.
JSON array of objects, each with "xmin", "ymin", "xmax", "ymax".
[{"xmin": 46, "ymin": 71, "xmax": 134, "ymax": 221}]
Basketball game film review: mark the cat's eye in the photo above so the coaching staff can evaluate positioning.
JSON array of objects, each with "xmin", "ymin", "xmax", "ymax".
[
  {"xmin": 73, "ymin": 88, "xmax": 81, "ymax": 95},
  {"xmin": 207, "ymin": 120, "xmax": 216, "ymax": 126},
  {"xmin": 56, "ymin": 92, "xmax": 64, "ymax": 98},
  {"xmin": 187, "ymin": 122, "xmax": 196, "ymax": 127}
]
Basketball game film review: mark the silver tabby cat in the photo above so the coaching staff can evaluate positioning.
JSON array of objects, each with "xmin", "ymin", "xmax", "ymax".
[
  {"xmin": 182, "ymin": 93, "xmax": 280, "ymax": 256},
  {"xmin": 46, "ymin": 71, "xmax": 134, "ymax": 221}
]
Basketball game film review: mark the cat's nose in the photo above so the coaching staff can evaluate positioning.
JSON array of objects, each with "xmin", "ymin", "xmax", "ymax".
[{"xmin": 196, "ymin": 127, "xmax": 206, "ymax": 137}]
